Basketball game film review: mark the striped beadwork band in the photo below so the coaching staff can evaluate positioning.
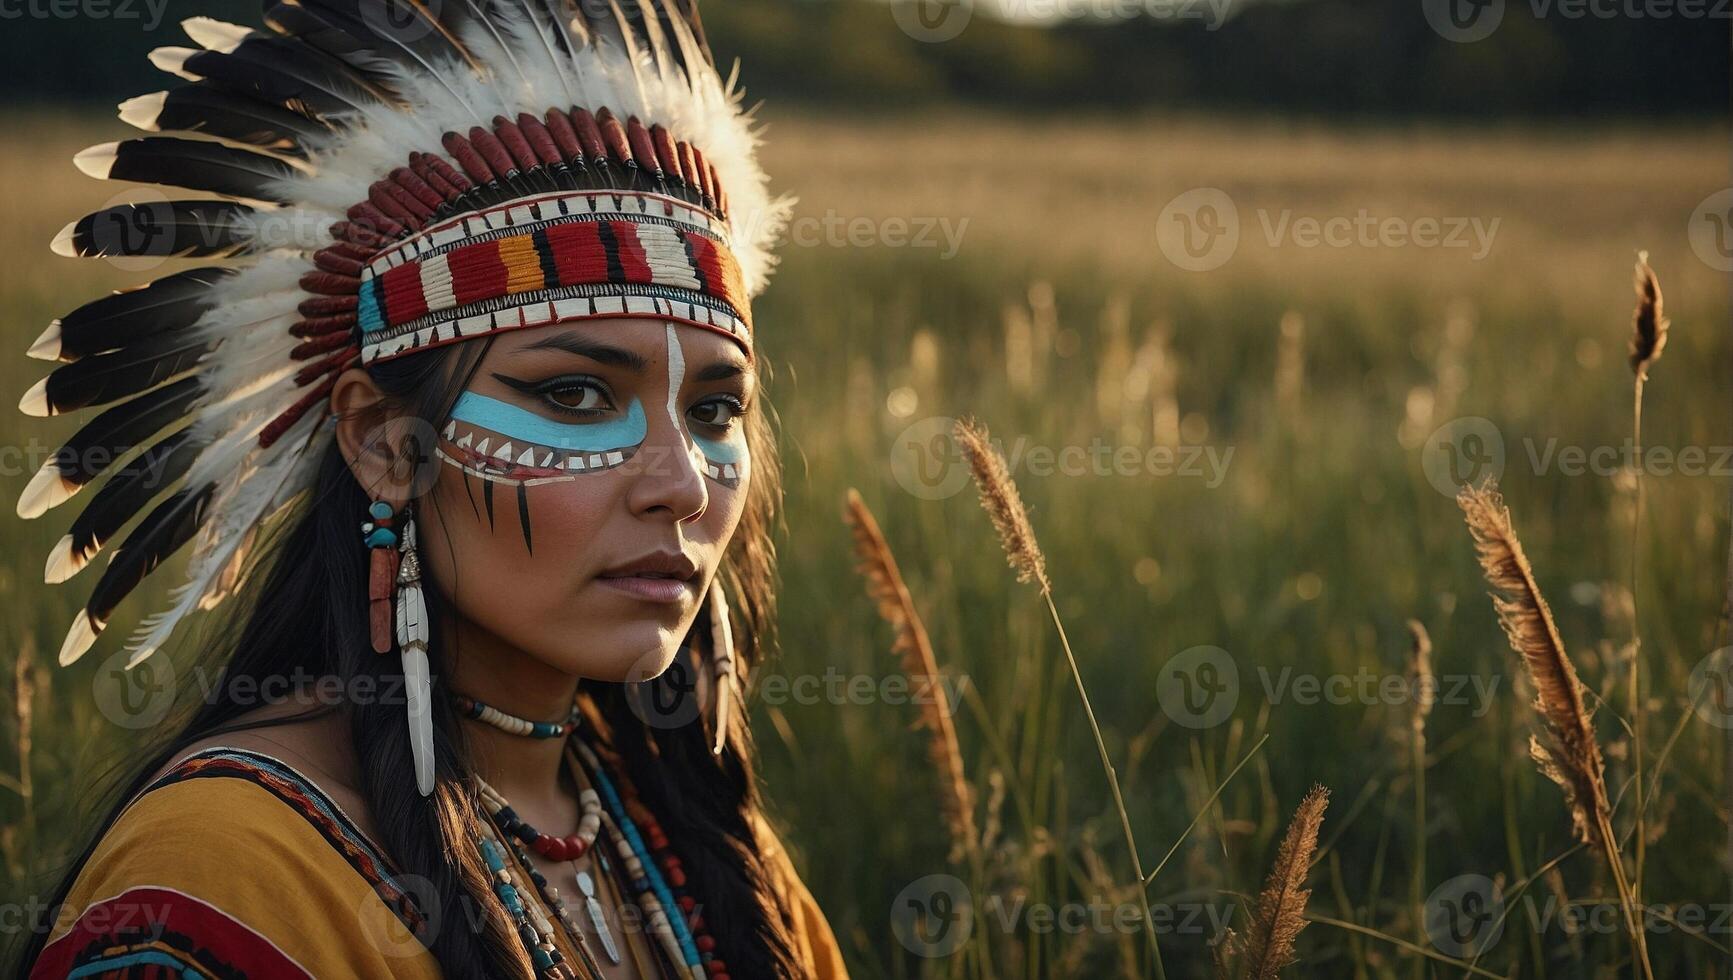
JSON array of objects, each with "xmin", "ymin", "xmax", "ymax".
[{"xmin": 357, "ymin": 189, "xmax": 752, "ymax": 365}]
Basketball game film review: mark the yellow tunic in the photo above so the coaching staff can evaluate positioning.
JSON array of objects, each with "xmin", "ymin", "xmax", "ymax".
[{"xmin": 33, "ymin": 747, "xmax": 847, "ymax": 979}]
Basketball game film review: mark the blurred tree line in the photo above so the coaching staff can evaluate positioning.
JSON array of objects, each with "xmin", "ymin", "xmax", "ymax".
[{"xmin": 0, "ymin": 0, "xmax": 1720, "ymax": 117}]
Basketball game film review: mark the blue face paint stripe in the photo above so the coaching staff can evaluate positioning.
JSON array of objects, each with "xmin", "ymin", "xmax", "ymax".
[
  {"xmin": 694, "ymin": 432, "xmax": 746, "ymax": 465},
  {"xmin": 449, "ymin": 392, "xmax": 647, "ymax": 452}
]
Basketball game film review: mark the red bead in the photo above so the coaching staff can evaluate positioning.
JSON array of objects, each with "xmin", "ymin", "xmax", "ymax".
[
  {"xmin": 706, "ymin": 960, "xmax": 727, "ymax": 976},
  {"xmin": 696, "ymin": 936, "xmax": 716, "ymax": 953},
  {"xmin": 667, "ymin": 866, "xmax": 686, "ymax": 888},
  {"xmin": 712, "ymin": 974, "xmax": 730, "ymax": 980},
  {"xmin": 564, "ymin": 835, "xmax": 587, "ymax": 856},
  {"xmin": 535, "ymin": 835, "xmax": 568, "ymax": 861},
  {"xmin": 677, "ymin": 895, "xmax": 697, "ymax": 912}
]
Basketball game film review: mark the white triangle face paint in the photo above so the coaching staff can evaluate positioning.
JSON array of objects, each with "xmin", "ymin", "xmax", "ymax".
[{"xmin": 667, "ymin": 322, "xmax": 750, "ymax": 490}]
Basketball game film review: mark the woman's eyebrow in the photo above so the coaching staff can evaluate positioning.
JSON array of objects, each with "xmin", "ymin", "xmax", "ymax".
[
  {"xmin": 694, "ymin": 361, "xmax": 747, "ymax": 383},
  {"xmin": 516, "ymin": 331, "xmax": 649, "ymax": 371}
]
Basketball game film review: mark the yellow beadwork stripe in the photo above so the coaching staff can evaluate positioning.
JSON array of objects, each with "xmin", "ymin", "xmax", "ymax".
[{"xmin": 499, "ymin": 235, "xmax": 545, "ymax": 295}]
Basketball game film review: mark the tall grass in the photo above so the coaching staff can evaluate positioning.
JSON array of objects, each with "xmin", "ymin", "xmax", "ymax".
[{"xmin": 0, "ymin": 112, "xmax": 1727, "ymax": 977}]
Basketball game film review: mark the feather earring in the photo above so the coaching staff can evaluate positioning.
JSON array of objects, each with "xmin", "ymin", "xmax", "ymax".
[
  {"xmin": 707, "ymin": 581, "xmax": 735, "ymax": 756},
  {"xmin": 395, "ymin": 517, "xmax": 435, "ymax": 796}
]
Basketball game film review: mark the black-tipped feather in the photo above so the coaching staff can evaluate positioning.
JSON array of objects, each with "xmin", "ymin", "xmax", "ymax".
[
  {"xmin": 46, "ymin": 378, "xmax": 201, "ymax": 489},
  {"xmin": 63, "ymin": 430, "xmax": 201, "ymax": 574},
  {"xmin": 271, "ymin": 0, "xmax": 480, "ymax": 73},
  {"xmin": 61, "ymin": 201, "xmax": 260, "ymax": 259},
  {"xmin": 97, "ymin": 137, "xmax": 299, "ymax": 204},
  {"xmin": 166, "ymin": 40, "xmax": 385, "ymax": 119},
  {"xmin": 52, "ymin": 267, "xmax": 232, "ymax": 363},
  {"xmin": 134, "ymin": 82, "xmax": 330, "ymax": 157},
  {"xmin": 83, "ymin": 483, "xmax": 215, "ymax": 629},
  {"xmin": 40, "ymin": 333, "xmax": 212, "ymax": 415}
]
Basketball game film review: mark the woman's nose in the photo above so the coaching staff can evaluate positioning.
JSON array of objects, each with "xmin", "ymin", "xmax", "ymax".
[{"xmin": 623, "ymin": 420, "xmax": 709, "ymax": 524}]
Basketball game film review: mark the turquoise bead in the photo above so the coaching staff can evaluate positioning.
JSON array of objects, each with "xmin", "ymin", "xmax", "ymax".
[
  {"xmin": 365, "ymin": 527, "xmax": 398, "ymax": 549},
  {"xmin": 369, "ymin": 500, "xmax": 395, "ymax": 520}
]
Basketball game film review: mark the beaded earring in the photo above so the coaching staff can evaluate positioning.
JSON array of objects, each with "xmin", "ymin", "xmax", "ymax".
[
  {"xmin": 363, "ymin": 501, "xmax": 400, "ymax": 655},
  {"xmin": 706, "ymin": 583, "xmax": 736, "ymax": 756},
  {"xmin": 362, "ymin": 500, "xmax": 434, "ymax": 796}
]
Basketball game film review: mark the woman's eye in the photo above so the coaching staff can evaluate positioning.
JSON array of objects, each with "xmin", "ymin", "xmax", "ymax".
[
  {"xmin": 690, "ymin": 397, "xmax": 743, "ymax": 428},
  {"xmin": 543, "ymin": 382, "xmax": 610, "ymax": 413}
]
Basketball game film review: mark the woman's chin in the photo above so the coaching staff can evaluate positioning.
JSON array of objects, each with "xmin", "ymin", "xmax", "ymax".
[{"xmin": 548, "ymin": 624, "xmax": 683, "ymax": 684}]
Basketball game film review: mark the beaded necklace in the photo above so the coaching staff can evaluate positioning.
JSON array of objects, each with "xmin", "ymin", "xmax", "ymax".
[
  {"xmin": 571, "ymin": 741, "xmax": 727, "ymax": 980},
  {"xmin": 456, "ymin": 694, "xmax": 582, "ymax": 739},
  {"xmin": 457, "ymin": 690, "xmax": 726, "ymax": 980},
  {"xmin": 476, "ymin": 775, "xmax": 603, "ymax": 862},
  {"xmin": 477, "ymin": 817, "xmax": 599, "ymax": 979}
]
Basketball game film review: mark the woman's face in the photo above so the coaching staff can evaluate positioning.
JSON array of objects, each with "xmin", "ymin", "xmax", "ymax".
[{"xmin": 415, "ymin": 317, "xmax": 753, "ymax": 683}]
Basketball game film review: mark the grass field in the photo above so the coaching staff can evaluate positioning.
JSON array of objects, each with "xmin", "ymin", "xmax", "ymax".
[{"xmin": 1, "ymin": 111, "xmax": 1728, "ymax": 978}]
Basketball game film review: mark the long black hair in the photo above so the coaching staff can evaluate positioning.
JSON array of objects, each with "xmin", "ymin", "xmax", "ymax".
[{"xmin": 18, "ymin": 335, "xmax": 803, "ymax": 978}]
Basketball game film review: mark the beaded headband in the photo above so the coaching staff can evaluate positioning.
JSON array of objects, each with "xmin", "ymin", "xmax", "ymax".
[{"xmin": 18, "ymin": 1, "xmax": 788, "ymax": 666}]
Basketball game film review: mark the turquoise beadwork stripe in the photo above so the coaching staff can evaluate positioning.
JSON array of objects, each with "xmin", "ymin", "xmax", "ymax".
[
  {"xmin": 358, "ymin": 278, "xmax": 387, "ymax": 334},
  {"xmin": 69, "ymin": 950, "xmax": 208, "ymax": 979},
  {"xmin": 592, "ymin": 767, "xmax": 702, "ymax": 969}
]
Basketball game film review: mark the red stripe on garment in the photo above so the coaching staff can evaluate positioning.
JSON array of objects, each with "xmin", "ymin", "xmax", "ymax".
[{"xmin": 32, "ymin": 886, "xmax": 313, "ymax": 979}]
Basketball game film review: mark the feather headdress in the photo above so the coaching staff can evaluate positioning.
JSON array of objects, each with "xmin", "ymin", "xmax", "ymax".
[{"xmin": 20, "ymin": 0, "xmax": 788, "ymax": 668}]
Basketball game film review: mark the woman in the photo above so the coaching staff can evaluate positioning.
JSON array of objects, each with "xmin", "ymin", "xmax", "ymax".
[{"xmin": 16, "ymin": 2, "xmax": 844, "ymax": 976}]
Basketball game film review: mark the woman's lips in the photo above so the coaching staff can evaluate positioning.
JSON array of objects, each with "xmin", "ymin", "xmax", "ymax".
[{"xmin": 595, "ymin": 575, "xmax": 694, "ymax": 603}]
